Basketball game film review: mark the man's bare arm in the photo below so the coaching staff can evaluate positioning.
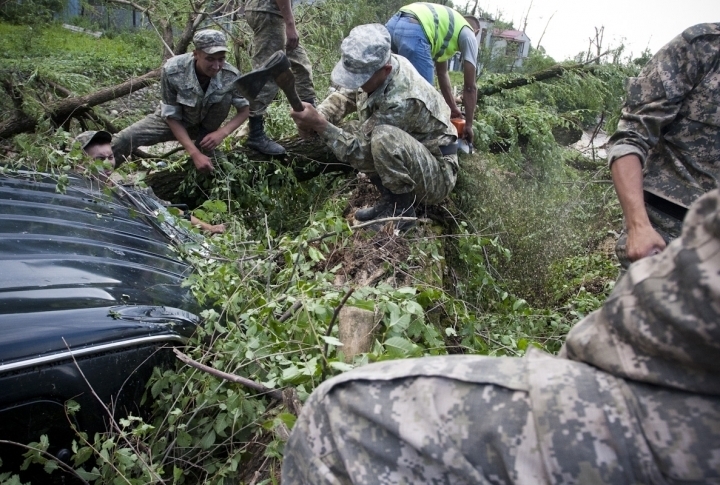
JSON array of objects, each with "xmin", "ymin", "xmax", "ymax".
[
  {"xmin": 461, "ymin": 60, "xmax": 477, "ymax": 143},
  {"xmin": 198, "ymin": 106, "xmax": 250, "ymax": 150},
  {"xmin": 435, "ymin": 61, "xmax": 462, "ymax": 119},
  {"xmin": 611, "ymin": 154, "xmax": 666, "ymax": 261},
  {"xmin": 165, "ymin": 118, "xmax": 214, "ymax": 173},
  {"xmin": 275, "ymin": 0, "xmax": 299, "ymax": 50}
]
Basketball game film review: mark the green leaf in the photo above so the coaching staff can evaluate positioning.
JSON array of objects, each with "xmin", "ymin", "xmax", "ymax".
[
  {"xmin": 512, "ymin": 298, "xmax": 526, "ymax": 311},
  {"xmin": 43, "ymin": 460, "xmax": 58, "ymax": 474},
  {"xmin": 282, "ymin": 365, "xmax": 302, "ymax": 382},
  {"xmin": 176, "ymin": 430, "xmax": 192, "ymax": 448},
  {"xmin": 74, "ymin": 468, "xmax": 100, "ymax": 481},
  {"xmin": 277, "ymin": 412, "xmax": 297, "ymax": 429},
  {"xmin": 403, "ymin": 300, "xmax": 424, "ymax": 315},
  {"xmin": 384, "ymin": 337, "xmax": 419, "ymax": 357},
  {"xmin": 350, "ymin": 299, "xmax": 375, "ymax": 312},
  {"xmin": 388, "ymin": 313, "xmax": 411, "ymax": 332},
  {"xmin": 308, "ymin": 246, "xmax": 325, "ymax": 262},
  {"xmin": 73, "ymin": 446, "xmax": 93, "ymax": 467},
  {"xmin": 200, "ymin": 430, "xmax": 216, "ymax": 450},
  {"xmin": 174, "ymin": 466, "xmax": 183, "ymax": 481},
  {"xmin": 320, "ymin": 335, "xmax": 344, "ymax": 347},
  {"xmin": 328, "ymin": 361, "xmax": 354, "ymax": 372}
]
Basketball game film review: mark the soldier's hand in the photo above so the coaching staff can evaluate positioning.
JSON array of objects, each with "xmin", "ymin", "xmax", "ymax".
[
  {"xmin": 208, "ymin": 223, "xmax": 226, "ymax": 234},
  {"xmin": 286, "ymin": 24, "xmax": 300, "ymax": 51},
  {"xmin": 198, "ymin": 131, "xmax": 225, "ymax": 150},
  {"xmin": 290, "ymin": 103, "xmax": 327, "ymax": 134},
  {"xmin": 450, "ymin": 107, "xmax": 463, "ymax": 120},
  {"xmin": 627, "ymin": 224, "xmax": 666, "ymax": 262},
  {"xmin": 192, "ymin": 152, "xmax": 215, "ymax": 173}
]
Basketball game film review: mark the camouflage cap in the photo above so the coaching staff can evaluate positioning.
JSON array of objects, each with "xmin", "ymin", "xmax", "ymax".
[
  {"xmin": 75, "ymin": 130, "xmax": 112, "ymax": 151},
  {"xmin": 193, "ymin": 29, "xmax": 229, "ymax": 55},
  {"xmin": 331, "ymin": 24, "xmax": 391, "ymax": 89}
]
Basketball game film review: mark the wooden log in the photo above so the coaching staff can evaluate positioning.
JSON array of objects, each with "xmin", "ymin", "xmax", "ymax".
[
  {"xmin": 338, "ymin": 306, "xmax": 377, "ymax": 362},
  {"xmin": 0, "ymin": 69, "xmax": 161, "ymax": 140}
]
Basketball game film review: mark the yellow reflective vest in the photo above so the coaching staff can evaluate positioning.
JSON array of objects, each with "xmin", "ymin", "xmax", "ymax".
[{"xmin": 399, "ymin": 2, "xmax": 472, "ymax": 62}]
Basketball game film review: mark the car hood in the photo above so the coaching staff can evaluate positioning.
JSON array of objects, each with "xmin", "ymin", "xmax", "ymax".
[{"xmin": 0, "ymin": 172, "xmax": 200, "ymax": 365}]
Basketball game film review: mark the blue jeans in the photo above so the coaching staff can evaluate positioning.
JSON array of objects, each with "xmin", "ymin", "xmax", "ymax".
[{"xmin": 385, "ymin": 13, "xmax": 434, "ymax": 84}]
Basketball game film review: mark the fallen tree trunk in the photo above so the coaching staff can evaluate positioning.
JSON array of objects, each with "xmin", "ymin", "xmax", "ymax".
[
  {"xmin": 477, "ymin": 61, "xmax": 600, "ymax": 99},
  {"xmin": 0, "ymin": 69, "xmax": 161, "ymax": 140},
  {"xmin": 145, "ymin": 134, "xmax": 352, "ymax": 202}
]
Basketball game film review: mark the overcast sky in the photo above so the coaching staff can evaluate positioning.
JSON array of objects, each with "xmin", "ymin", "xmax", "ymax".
[{"xmin": 464, "ymin": 0, "xmax": 720, "ymax": 61}]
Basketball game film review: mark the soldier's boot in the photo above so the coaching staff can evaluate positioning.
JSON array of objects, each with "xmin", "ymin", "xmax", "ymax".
[
  {"xmin": 245, "ymin": 115, "xmax": 286, "ymax": 156},
  {"xmin": 367, "ymin": 190, "xmax": 417, "ymax": 232},
  {"xmin": 355, "ymin": 175, "xmax": 392, "ymax": 221}
]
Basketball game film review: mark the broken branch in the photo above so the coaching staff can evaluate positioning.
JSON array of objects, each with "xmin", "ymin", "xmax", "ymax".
[{"xmin": 173, "ymin": 348, "xmax": 284, "ymax": 400}]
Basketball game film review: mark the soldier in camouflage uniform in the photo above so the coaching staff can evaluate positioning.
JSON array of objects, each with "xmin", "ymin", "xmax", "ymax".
[
  {"xmin": 112, "ymin": 30, "xmax": 249, "ymax": 173},
  {"xmin": 290, "ymin": 24, "xmax": 458, "ymax": 231},
  {"xmin": 243, "ymin": 0, "xmax": 315, "ymax": 156},
  {"xmin": 282, "ymin": 187, "xmax": 720, "ymax": 484},
  {"xmin": 608, "ymin": 23, "xmax": 720, "ymax": 268}
]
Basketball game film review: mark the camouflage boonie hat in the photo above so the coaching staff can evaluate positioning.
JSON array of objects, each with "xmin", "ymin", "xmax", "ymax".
[
  {"xmin": 75, "ymin": 130, "xmax": 112, "ymax": 151},
  {"xmin": 193, "ymin": 29, "xmax": 229, "ymax": 55},
  {"xmin": 331, "ymin": 23, "xmax": 391, "ymax": 89}
]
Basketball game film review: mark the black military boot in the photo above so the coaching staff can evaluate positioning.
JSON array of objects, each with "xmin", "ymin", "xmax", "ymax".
[
  {"xmin": 355, "ymin": 175, "xmax": 392, "ymax": 221},
  {"xmin": 367, "ymin": 190, "xmax": 417, "ymax": 232},
  {"xmin": 245, "ymin": 115, "xmax": 286, "ymax": 156}
]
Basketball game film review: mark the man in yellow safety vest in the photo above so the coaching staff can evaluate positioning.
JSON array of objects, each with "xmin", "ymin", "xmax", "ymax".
[{"xmin": 386, "ymin": 2, "xmax": 480, "ymax": 144}]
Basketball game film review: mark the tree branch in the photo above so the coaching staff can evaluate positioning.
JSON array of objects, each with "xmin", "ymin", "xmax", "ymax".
[
  {"xmin": 0, "ymin": 68, "xmax": 160, "ymax": 139},
  {"xmin": 173, "ymin": 348, "xmax": 284, "ymax": 400},
  {"xmin": 322, "ymin": 287, "xmax": 355, "ymax": 371},
  {"xmin": 476, "ymin": 53, "xmax": 609, "ymax": 99}
]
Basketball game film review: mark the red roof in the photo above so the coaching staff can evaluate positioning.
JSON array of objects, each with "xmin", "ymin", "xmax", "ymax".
[{"xmin": 493, "ymin": 29, "xmax": 527, "ymax": 40}]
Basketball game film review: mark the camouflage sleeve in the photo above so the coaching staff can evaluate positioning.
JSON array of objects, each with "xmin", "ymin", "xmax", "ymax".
[
  {"xmin": 320, "ymin": 121, "xmax": 374, "ymax": 171},
  {"xmin": 159, "ymin": 69, "xmax": 183, "ymax": 121},
  {"xmin": 316, "ymin": 88, "xmax": 357, "ymax": 125},
  {"xmin": 319, "ymin": 98, "xmax": 433, "ymax": 171},
  {"xmin": 606, "ymin": 32, "xmax": 699, "ymax": 166}
]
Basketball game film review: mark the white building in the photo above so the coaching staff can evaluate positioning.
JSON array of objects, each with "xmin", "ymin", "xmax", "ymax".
[
  {"xmin": 449, "ymin": 20, "xmax": 531, "ymax": 72},
  {"xmin": 490, "ymin": 29, "xmax": 531, "ymax": 69}
]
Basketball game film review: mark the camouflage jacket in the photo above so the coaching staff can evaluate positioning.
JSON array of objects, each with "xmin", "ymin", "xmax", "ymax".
[
  {"xmin": 317, "ymin": 55, "xmax": 458, "ymax": 173},
  {"xmin": 159, "ymin": 53, "xmax": 248, "ymax": 128},
  {"xmin": 607, "ymin": 23, "xmax": 720, "ymax": 209}
]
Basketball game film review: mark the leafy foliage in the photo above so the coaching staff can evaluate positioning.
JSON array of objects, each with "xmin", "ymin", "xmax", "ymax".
[{"xmin": 0, "ymin": 0, "xmax": 66, "ymax": 24}]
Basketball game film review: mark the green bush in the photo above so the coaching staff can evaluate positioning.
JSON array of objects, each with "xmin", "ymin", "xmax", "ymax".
[{"xmin": 0, "ymin": 0, "xmax": 66, "ymax": 24}]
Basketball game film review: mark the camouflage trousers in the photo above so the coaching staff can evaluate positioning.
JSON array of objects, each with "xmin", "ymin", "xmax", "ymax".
[
  {"xmin": 349, "ymin": 123, "xmax": 457, "ymax": 205},
  {"xmin": 112, "ymin": 112, "xmax": 227, "ymax": 165},
  {"xmin": 246, "ymin": 10, "xmax": 315, "ymax": 115},
  {"xmin": 282, "ymin": 349, "xmax": 720, "ymax": 484},
  {"xmin": 615, "ymin": 196, "xmax": 685, "ymax": 269}
]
